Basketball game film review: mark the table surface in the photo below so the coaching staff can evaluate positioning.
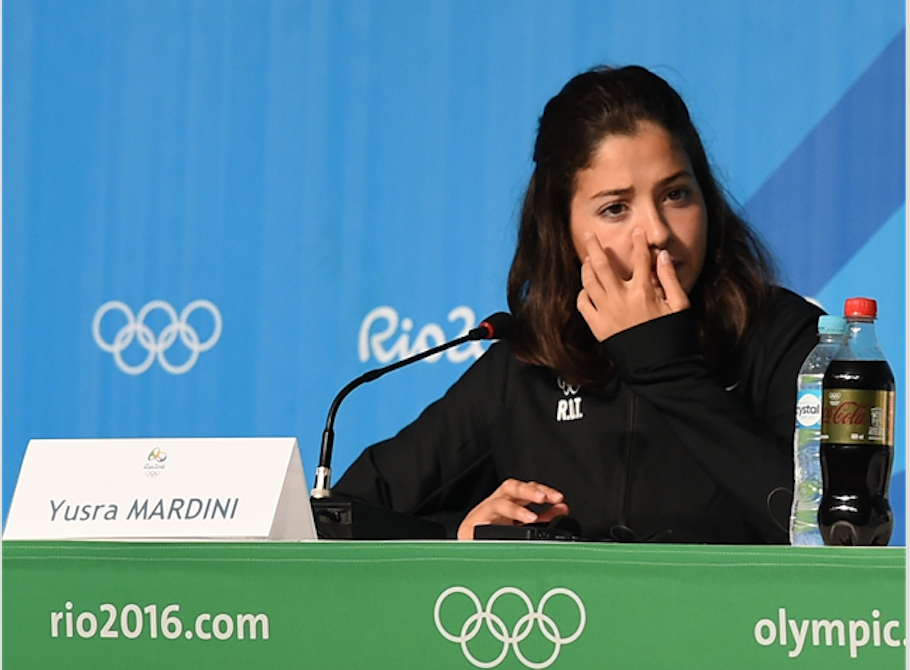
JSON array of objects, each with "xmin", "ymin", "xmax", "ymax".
[{"xmin": 3, "ymin": 540, "xmax": 905, "ymax": 669}]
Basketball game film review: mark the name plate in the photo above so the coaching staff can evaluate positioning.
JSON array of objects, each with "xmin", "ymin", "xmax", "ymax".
[{"xmin": 3, "ymin": 437, "xmax": 316, "ymax": 541}]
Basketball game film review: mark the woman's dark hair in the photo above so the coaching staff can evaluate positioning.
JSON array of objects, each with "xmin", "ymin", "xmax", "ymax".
[{"xmin": 506, "ymin": 65, "xmax": 776, "ymax": 386}]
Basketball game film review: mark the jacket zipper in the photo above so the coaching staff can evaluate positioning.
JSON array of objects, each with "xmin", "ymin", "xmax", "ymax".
[{"xmin": 618, "ymin": 393, "xmax": 636, "ymax": 528}]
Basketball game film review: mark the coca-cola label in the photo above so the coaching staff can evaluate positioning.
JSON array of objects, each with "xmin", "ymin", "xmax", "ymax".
[{"xmin": 821, "ymin": 389, "xmax": 895, "ymax": 445}]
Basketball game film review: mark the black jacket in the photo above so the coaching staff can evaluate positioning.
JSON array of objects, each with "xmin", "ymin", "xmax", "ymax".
[{"xmin": 336, "ymin": 288, "xmax": 823, "ymax": 543}]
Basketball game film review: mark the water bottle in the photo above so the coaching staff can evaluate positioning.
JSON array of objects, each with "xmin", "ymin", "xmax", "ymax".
[
  {"xmin": 818, "ymin": 297, "xmax": 895, "ymax": 546},
  {"xmin": 790, "ymin": 315, "xmax": 847, "ymax": 545}
]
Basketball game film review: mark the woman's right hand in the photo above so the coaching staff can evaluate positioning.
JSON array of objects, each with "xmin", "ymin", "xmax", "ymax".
[
  {"xmin": 577, "ymin": 229, "xmax": 691, "ymax": 342},
  {"xmin": 456, "ymin": 479, "xmax": 569, "ymax": 540}
]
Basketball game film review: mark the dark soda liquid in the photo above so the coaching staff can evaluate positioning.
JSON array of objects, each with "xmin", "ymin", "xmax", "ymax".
[{"xmin": 819, "ymin": 359, "xmax": 894, "ymax": 546}]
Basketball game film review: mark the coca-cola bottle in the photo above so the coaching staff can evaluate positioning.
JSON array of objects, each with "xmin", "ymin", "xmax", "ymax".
[{"xmin": 818, "ymin": 297, "xmax": 895, "ymax": 546}]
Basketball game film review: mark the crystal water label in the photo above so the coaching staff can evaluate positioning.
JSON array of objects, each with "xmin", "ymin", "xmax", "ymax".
[{"xmin": 795, "ymin": 374, "xmax": 823, "ymax": 429}]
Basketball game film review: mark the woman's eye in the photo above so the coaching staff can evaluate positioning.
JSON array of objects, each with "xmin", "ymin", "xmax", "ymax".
[
  {"xmin": 666, "ymin": 187, "xmax": 690, "ymax": 202},
  {"xmin": 599, "ymin": 203, "xmax": 626, "ymax": 217}
]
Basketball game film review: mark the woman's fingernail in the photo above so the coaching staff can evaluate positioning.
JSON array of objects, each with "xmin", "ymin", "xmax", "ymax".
[{"xmin": 659, "ymin": 250, "xmax": 671, "ymax": 265}]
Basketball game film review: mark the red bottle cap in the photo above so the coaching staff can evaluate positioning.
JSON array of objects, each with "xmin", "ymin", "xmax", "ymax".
[{"xmin": 844, "ymin": 297, "xmax": 877, "ymax": 318}]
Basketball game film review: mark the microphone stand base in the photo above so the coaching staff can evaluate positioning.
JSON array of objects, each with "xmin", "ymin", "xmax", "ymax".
[{"xmin": 310, "ymin": 494, "xmax": 446, "ymax": 540}]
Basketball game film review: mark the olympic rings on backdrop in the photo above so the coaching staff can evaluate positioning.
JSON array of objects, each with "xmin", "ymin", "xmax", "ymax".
[
  {"xmin": 92, "ymin": 300, "xmax": 222, "ymax": 375},
  {"xmin": 434, "ymin": 586, "xmax": 586, "ymax": 669}
]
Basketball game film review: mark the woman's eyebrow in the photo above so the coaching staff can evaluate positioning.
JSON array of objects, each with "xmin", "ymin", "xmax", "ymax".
[
  {"xmin": 590, "ymin": 185, "xmax": 632, "ymax": 200},
  {"xmin": 658, "ymin": 170, "xmax": 694, "ymax": 187}
]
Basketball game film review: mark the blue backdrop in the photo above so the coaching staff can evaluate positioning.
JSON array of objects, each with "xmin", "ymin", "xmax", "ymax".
[{"xmin": 3, "ymin": 1, "xmax": 905, "ymax": 543}]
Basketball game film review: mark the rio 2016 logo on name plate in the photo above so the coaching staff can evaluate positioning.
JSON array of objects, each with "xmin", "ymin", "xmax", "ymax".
[
  {"xmin": 92, "ymin": 300, "xmax": 222, "ymax": 375},
  {"xmin": 144, "ymin": 447, "xmax": 168, "ymax": 477},
  {"xmin": 434, "ymin": 586, "xmax": 586, "ymax": 669}
]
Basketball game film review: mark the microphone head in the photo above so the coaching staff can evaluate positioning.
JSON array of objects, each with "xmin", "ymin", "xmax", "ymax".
[{"xmin": 476, "ymin": 312, "xmax": 517, "ymax": 340}]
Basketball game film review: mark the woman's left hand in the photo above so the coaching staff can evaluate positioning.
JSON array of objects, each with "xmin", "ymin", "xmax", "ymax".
[{"xmin": 576, "ymin": 228, "xmax": 690, "ymax": 341}]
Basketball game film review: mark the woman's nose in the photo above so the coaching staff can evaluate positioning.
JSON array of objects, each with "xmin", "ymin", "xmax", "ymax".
[{"xmin": 638, "ymin": 203, "xmax": 670, "ymax": 247}]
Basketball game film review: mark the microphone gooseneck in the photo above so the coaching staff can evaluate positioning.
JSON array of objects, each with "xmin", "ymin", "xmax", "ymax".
[{"xmin": 311, "ymin": 312, "xmax": 515, "ymax": 498}]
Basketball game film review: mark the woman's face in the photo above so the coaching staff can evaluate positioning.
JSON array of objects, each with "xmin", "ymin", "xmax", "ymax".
[{"xmin": 569, "ymin": 121, "xmax": 708, "ymax": 295}]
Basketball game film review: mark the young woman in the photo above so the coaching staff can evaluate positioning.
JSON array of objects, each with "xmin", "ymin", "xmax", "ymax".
[{"xmin": 334, "ymin": 65, "xmax": 823, "ymax": 543}]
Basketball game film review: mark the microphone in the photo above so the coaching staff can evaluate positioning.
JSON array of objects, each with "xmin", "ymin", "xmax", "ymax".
[{"xmin": 311, "ymin": 311, "xmax": 515, "ymax": 499}]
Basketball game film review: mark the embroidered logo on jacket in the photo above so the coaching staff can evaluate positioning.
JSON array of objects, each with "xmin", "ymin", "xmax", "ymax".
[{"xmin": 556, "ymin": 378, "xmax": 583, "ymax": 422}]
